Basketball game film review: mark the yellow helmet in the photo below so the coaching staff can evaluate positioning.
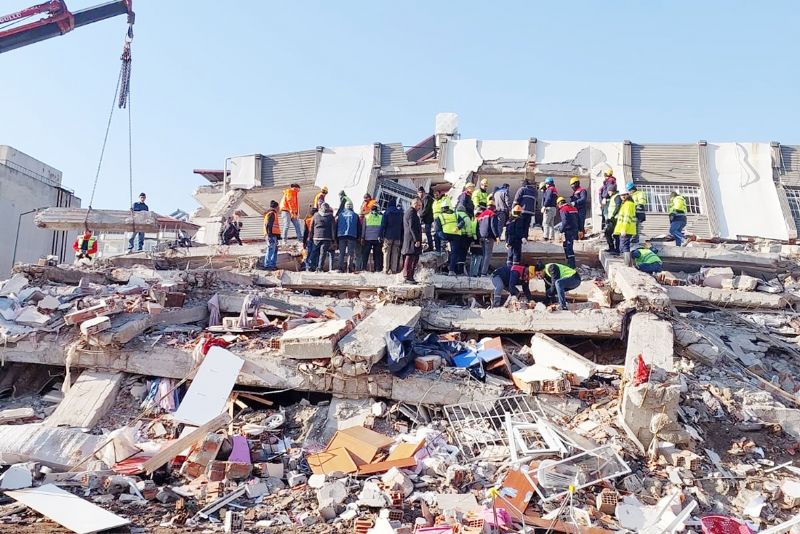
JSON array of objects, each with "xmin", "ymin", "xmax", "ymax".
[
  {"xmin": 321, "ymin": 186, "xmax": 329, "ymax": 193},
  {"xmin": 556, "ymin": 196, "xmax": 566, "ymax": 204},
  {"xmin": 569, "ymin": 176, "xmax": 580, "ymax": 185},
  {"xmin": 603, "ymin": 169, "xmax": 614, "ymax": 177},
  {"xmin": 527, "ymin": 266, "xmax": 536, "ymax": 279},
  {"xmin": 480, "ymin": 178, "xmax": 489, "ymax": 187},
  {"xmin": 465, "ymin": 182, "xmax": 475, "ymax": 191},
  {"xmin": 512, "ymin": 205, "xmax": 523, "ymax": 215}
]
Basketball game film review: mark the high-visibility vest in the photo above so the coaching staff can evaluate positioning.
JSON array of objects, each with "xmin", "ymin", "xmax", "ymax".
[
  {"xmin": 543, "ymin": 263, "xmax": 577, "ymax": 280},
  {"xmin": 75, "ymin": 236, "xmax": 97, "ymax": 255},
  {"xmin": 438, "ymin": 211, "xmax": 460, "ymax": 235},
  {"xmin": 614, "ymin": 199, "xmax": 637, "ymax": 235},
  {"xmin": 364, "ymin": 212, "xmax": 382, "ymax": 227},
  {"xmin": 605, "ymin": 193, "xmax": 621, "ymax": 219},
  {"xmin": 263, "ymin": 209, "xmax": 281, "ymax": 236},
  {"xmin": 279, "ymin": 187, "xmax": 300, "ymax": 215},
  {"xmin": 361, "ymin": 199, "xmax": 377, "ymax": 215},
  {"xmin": 632, "ymin": 189, "xmax": 647, "ymax": 208},
  {"xmin": 432, "ymin": 196, "xmax": 452, "ymax": 217},
  {"xmin": 465, "ymin": 216, "xmax": 477, "ymax": 238},
  {"xmin": 669, "ymin": 194, "xmax": 687, "ymax": 214},
  {"xmin": 635, "ymin": 249, "xmax": 662, "ymax": 266},
  {"xmin": 471, "ymin": 189, "xmax": 489, "ymax": 209}
]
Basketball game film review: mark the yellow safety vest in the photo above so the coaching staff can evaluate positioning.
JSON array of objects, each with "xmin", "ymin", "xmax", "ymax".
[
  {"xmin": 543, "ymin": 263, "xmax": 577, "ymax": 280},
  {"xmin": 614, "ymin": 199, "xmax": 637, "ymax": 236},
  {"xmin": 632, "ymin": 190, "xmax": 647, "ymax": 208},
  {"xmin": 438, "ymin": 212, "xmax": 460, "ymax": 235},
  {"xmin": 432, "ymin": 196, "xmax": 452, "ymax": 217},
  {"xmin": 669, "ymin": 195, "xmax": 687, "ymax": 214},
  {"xmin": 606, "ymin": 193, "xmax": 621, "ymax": 219},
  {"xmin": 471, "ymin": 189, "xmax": 489, "ymax": 209}
]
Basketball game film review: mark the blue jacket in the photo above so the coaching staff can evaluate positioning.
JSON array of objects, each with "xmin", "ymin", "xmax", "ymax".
[
  {"xmin": 336, "ymin": 209, "xmax": 360, "ymax": 239},
  {"xmin": 513, "ymin": 184, "xmax": 537, "ymax": 214},
  {"xmin": 559, "ymin": 204, "xmax": 579, "ymax": 233},
  {"xmin": 570, "ymin": 186, "xmax": 588, "ymax": 213},
  {"xmin": 505, "ymin": 216, "xmax": 528, "ymax": 245},
  {"xmin": 542, "ymin": 185, "xmax": 558, "ymax": 208},
  {"xmin": 476, "ymin": 208, "xmax": 500, "ymax": 240},
  {"xmin": 132, "ymin": 202, "xmax": 149, "ymax": 212},
  {"xmin": 380, "ymin": 205, "xmax": 404, "ymax": 241}
]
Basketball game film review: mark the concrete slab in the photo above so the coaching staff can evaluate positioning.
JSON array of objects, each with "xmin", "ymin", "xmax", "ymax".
[
  {"xmin": 45, "ymin": 371, "xmax": 124, "ymax": 429},
  {"xmin": 281, "ymin": 319, "xmax": 354, "ymax": 359},
  {"xmin": 600, "ymin": 252, "xmax": 670, "ymax": 311},
  {"xmin": 34, "ymin": 207, "xmax": 160, "ymax": 232},
  {"xmin": 665, "ymin": 285, "xmax": 788, "ymax": 309},
  {"xmin": 337, "ymin": 304, "xmax": 422, "ymax": 372}
]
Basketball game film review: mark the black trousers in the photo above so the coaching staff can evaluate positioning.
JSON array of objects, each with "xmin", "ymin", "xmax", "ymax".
[{"xmin": 563, "ymin": 230, "xmax": 577, "ymax": 267}]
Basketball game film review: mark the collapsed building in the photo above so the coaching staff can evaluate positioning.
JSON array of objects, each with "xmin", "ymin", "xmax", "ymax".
[{"xmin": 1, "ymin": 115, "xmax": 800, "ymax": 533}]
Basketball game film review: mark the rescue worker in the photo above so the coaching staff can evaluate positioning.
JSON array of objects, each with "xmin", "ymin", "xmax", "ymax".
[
  {"xmin": 336, "ymin": 190, "xmax": 352, "ymax": 217},
  {"xmin": 455, "ymin": 203, "xmax": 474, "ymax": 276},
  {"xmin": 534, "ymin": 261, "xmax": 581, "ymax": 310},
  {"xmin": 632, "ymin": 248, "xmax": 663, "ymax": 274},
  {"xmin": 127, "ymin": 192, "xmax": 148, "ymax": 253},
  {"xmin": 613, "ymin": 188, "xmax": 638, "ymax": 266},
  {"xmin": 302, "ymin": 208, "xmax": 317, "ymax": 270},
  {"xmin": 599, "ymin": 169, "xmax": 617, "ymax": 227},
  {"xmin": 360, "ymin": 193, "xmax": 377, "ymax": 215},
  {"xmin": 569, "ymin": 176, "xmax": 588, "ymax": 238},
  {"xmin": 73, "ymin": 229, "xmax": 98, "ymax": 264},
  {"xmin": 603, "ymin": 184, "xmax": 622, "ymax": 254},
  {"xmin": 278, "ymin": 183, "xmax": 302, "ymax": 240},
  {"xmin": 262, "ymin": 200, "xmax": 281, "ymax": 269},
  {"xmin": 505, "ymin": 205, "xmax": 526, "ymax": 266},
  {"xmin": 361, "ymin": 204, "xmax": 383, "ymax": 272},
  {"xmin": 312, "ymin": 186, "xmax": 328, "ymax": 211},
  {"xmin": 493, "ymin": 183, "xmax": 511, "ymax": 240},
  {"xmin": 308, "ymin": 203, "xmax": 336, "ymax": 272},
  {"xmin": 491, "ymin": 264, "xmax": 534, "ymax": 307},
  {"xmin": 535, "ymin": 182, "xmax": 547, "ymax": 228},
  {"xmin": 628, "ymin": 182, "xmax": 647, "ymax": 244},
  {"xmin": 418, "ymin": 187, "xmax": 435, "ymax": 252},
  {"xmin": 668, "ymin": 191, "xmax": 688, "ymax": 246},
  {"xmin": 456, "ymin": 183, "xmax": 475, "ymax": 218},
  {"xmin": 438, "ymin": 204, "xmax": 466, "ymax": 276},
  {"xmin": 380, "ymin": 200, "xmax": 404, "ymax": 274},
  {"xmin": 476, "ymin": 200, "xmax": 500, "ymax": 275},
  {"xmin": 401, "ymin": 197, "xmax": 423, "ymax": 283},
  {"xmin": 541, "ymin": 177, "xmax": 558, "ymax": 241},
  {"xmin": 431, "ymin": 189, "xmax": 451, "ymax": 252},
  {"xmin": 336, "ymin": 200, "xmax": 360, "ymax": 273},
  {"xmin": 512, "ymin": 179, "xmax": 537, "ymax": 235},
  {"xmin": 557, "ymin": 197, "xmax": 579, "ymax": 268},
  {"xmin": 222, "ymin": 214, "xmax": 243, "ymax": 246},
  {"xmin": 471, "ymin": 178, "xmax": 490, "ymax": 211}
]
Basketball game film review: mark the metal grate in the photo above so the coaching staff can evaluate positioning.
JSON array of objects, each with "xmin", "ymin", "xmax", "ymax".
[
  {"xmin": 443, "ymin": 395, "xmax": 542, "ymax": 461},
  {"xmin": 375, "ymin": 180, "xmax": 417, "ymax": 211},
  {"xmin": 637, "ymin": 184, "xmax": 703, "ymax": 215},
  {"xmin": 785, "ymin": 188, "xmax": 800, "ymax": 231}
]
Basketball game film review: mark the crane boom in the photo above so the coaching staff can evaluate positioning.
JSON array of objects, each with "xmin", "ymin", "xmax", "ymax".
[{"xmin": 0, "ymin": 0, "xmax": 133, "ymax": 54}]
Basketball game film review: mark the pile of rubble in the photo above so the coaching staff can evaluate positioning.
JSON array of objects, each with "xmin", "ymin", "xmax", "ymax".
[{"xmin": 0, "ymin": 240, "xmax": 800, "ymax": 532}]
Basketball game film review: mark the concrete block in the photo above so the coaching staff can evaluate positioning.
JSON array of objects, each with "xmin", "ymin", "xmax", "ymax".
[
  {"xmin": 79, "ymin": 315, "xmax": 111, "ymax": 336},
  {"xmin": 702, "ymin": 267, "xmax": 734, "ymax": 288},
  {"xmin": 281, "ymin": 320, "xmax": 353, "ymax": 359},
  {"xmin": 337, "ymin": 305, "xmax": 421, "ymax": 369},
  {"xmin": 287, "ymin": 471, "xmax": 307, "ymax": 487},
  {"xmin": 531, "ymin": 333, "xmax": 597, "ymax": 380}
]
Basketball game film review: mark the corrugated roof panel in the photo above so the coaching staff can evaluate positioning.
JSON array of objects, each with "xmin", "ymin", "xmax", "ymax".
[
  {"xmin": 261, "ymin": 150, "xmax": 318, "ymax": 188},
  {"xmin": 631, "ymin": 144, "xmax": 700, "ymax": 185},
  {"xmin": 381, "ymin": 143, "xmax": 409, "ymax": 167},
  {"xmin": 780, "ymin": 145, "xmax": 800, "ymax": 187}
]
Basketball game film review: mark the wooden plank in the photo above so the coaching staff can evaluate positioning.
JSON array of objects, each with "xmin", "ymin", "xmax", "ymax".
[
  {"xmin": 34, "ymin": 207, "xmax": 160, "ymax": 232},
  {"xmin": 141, "ymin": 412, "xmax": 231, "ymax": 474},
  {"xmin": 6, "ymin": 484, "xmax": 130, "ymax": 534},
  {"xmin": 45, "ymin": 371, "xmax": 124, "ymax": 429}
]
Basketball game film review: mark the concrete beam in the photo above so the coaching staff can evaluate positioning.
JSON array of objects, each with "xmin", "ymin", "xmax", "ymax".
[
  {"xmin": 491, "ymin": 240, "xmax": 600, "ymax": 267},
  {"xmin": 280, "ymin": 320, "xmax": 353, "ymax": 359},
  {"xmin": 420, "ymin": 306, "xmax": 623, "ymax": 337},
  {"xmin": 429, "ymin": 274, "xmax": 613, "ymax": 306},
  {"xmin": 256, "ymin": 271, "xmax": 428, "ymax": 300},
  {"xmin": 656, "ymin": 244, "xmax": 781, "ymax": 274},
  {"xmin": 665, "ymin": 285, "xmax": 789, "ymax": 309},
  {"xmin": 600, "ymin": 252, "xmax": 670, "ymax": 311},
  {"xmin": 94, "ymin": 306, "xmax": 208, "ymax": 346},
  {"xmin": 34, "ymin": 208, "xmax": 160, "ymax": 232},
  {"xmin": 108, "ymin": 244, "xmax": 300, "ymax": 271},
  {"xmin": 337, "ymin": 304, "xmax": 422, "ymax": 373},
  {"xmin": 44, "ymin": 371, "xmax": 124, "ymax": 429}
]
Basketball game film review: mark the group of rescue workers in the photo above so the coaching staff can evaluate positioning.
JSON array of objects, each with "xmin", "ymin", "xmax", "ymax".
[{"xmin": 251, "ymin": 171, "xmax": 685, "ymax": 310}]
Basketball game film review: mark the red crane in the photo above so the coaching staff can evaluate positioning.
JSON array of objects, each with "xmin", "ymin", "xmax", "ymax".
[{"xmin": 0, "ymin": 0, "xmax": 134, "ymax": 54}]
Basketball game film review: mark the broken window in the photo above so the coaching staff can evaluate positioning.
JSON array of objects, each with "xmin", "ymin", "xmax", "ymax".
[
  {"xmin": 637, "ymin": 184, "xmax": 703, "ymax": 215},
  {"xmin": 784, "ymin": 188, "xmax": 800, "ymax": 232},
  {"xmin": 375, "ymin": 180, "xmax": 417, "ymax": 210}
]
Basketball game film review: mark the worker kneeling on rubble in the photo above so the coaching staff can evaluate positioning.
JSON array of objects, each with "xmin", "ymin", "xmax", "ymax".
[
  {"xmin": 534, "ymin": 261, "xmax": 581, "ymax": 310},
  {"xmin": 491, "ymin": 264, "xmax": 534, "ymax": 307},
  {"xmin": 73, "ymin": 229, "xmax": 98, "ymax": 265},
  {"xmin": 632, "ymin": 248, "xmax": 663, "ymax": 274}
]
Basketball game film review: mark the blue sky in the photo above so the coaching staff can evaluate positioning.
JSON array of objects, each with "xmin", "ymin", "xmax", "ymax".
[{"xmin": 1, "ymin": 1, "xmax": 798, "ymax": 214}]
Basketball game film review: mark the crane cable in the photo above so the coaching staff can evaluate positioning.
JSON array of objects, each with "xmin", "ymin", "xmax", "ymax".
[{"xmin": 84, "ymin": 23, "xmax": 134, "ymax": 232}]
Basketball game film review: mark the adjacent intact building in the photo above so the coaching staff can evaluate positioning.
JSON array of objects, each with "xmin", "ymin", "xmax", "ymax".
[
  {"xmin": 0, "ymin": 145, "xmax": 81, "ymax": 275},
  {"xmin": 189, "ymin": 113, "xmax": 800, "ymax": 245}
]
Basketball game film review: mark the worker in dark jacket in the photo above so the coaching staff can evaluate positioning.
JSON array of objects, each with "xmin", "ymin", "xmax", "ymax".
[
  {"xmin": 476, "ymin": 201, "xmax": 500, "ymax": 275},
  {"xmin": 380, "ymin": 201, "xmax": 404, "ymax": 274},
  {"xmin": 361, "ymin": 204, "xmax": 383, "ymax": 272},
  {"xmin": 493, "ymin": 183, "xmax": 511, "ymax": 239},
  {"xmin": 418, "ymin": 187, "xmax": 435, "ymax": 251},
  {"xmin": 557, "ymin": 197, "xmax": 579, "ymax": 268},
  {"xmin": 336, "ymin": 200, "xmax": 360, "ymax": 273},
  {"xmin": 456, "ymin": 183, "xmax": 475, "ymax": 218},
  {"xmin": 491, "ymin": 264, "xmax": 534, "ymax": 307},
  {"xmin": 505, "ymin": 205, "xmax": 527, "ymax": 266},
  {"xmin": 541, "ymin": 177, "xmax": 558, "ymax": 241},
  {"xmin": 569, "ymin": 176, "xmax": 588, "ymax": 238},
  {"xmin": 222, "ymin": 214, "xmax": 243, "ymax": 246},
  {"xmin": 401, "ymin": 198, "xmax": 423, "ymax": 283},
  {"xmin": 308, "ymin": 203, "xmax": 336, "ymax": 272},
  {"xmin": 512, "ymin": 179, "xmax": 537, "ymax": 232},
  {"xmin": 535, "ymin": 261, "xmax": 581, "ymax": 310},
  {"xmin": 128, "ymin": 192, "xmax": 149, "ymax": 253},
  {"xmin": 302, "ymin": 208, "xmax": 318, "ymax": 270}
]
